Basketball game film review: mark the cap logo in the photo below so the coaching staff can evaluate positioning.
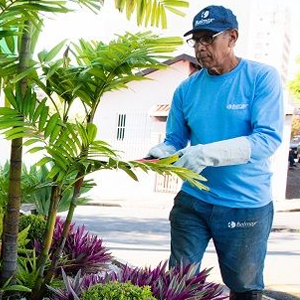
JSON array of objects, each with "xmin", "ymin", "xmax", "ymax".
[
  {"xmin": 195, "ymin": 18, "xmax": 214, "ymax": 26},
  {"xmin": 200, "ymin": 10, "xmax": 209, "ymax": 18}
]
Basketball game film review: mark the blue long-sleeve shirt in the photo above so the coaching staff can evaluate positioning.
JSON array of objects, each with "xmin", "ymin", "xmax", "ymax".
[{"xmin": 165, "ymin": 58, "xmax": 284, "ymax": 208}]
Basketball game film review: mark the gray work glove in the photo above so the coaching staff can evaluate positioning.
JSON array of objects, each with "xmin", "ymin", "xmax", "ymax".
[
  {"xmin": 174, "ymin": 137, "xmax": 251, "ymax": 174},
  {"xmin": 147, "ymin": 142, "xmax": 177, "ymax": 159}
]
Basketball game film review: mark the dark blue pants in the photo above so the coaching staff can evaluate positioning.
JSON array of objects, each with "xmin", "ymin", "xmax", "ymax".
[{"xmin": 169, "ymin": 190, "xmax": 273, "ymax": 292}]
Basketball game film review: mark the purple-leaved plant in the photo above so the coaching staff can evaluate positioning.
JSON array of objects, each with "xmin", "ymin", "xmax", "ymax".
[
  {"xmin": 47, "ymin": 268, "xmax": 82, "ymax": 300},
  {"xmin": 36, "ymin": 217, "xmax": 112, "ymax": 275},
  {"xmin": 100, "ymin": 262, "xmax": 227, "ymax": 300},
  {"xmin": 59, "ymin": 224, "xmax": 112, "ymax": 274},
  {"xmin": 49, "ymin": 261, "xmax": 227, "ymax": 300}
]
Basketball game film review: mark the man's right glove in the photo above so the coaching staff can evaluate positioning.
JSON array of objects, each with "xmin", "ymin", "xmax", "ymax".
[{"xmin": 147, "ymin": 142, "xmax": 177, "ymax": 159}]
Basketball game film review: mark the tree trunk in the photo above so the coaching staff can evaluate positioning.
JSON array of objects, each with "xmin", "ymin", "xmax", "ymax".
[
  {"xmin": 0, "ymin": 138, "xmax": 23, "ymax": 284},
  {"xmin": 0, "ymin": 20, "xmax": 32, "ymax": 285},
  {"xmin": 31, "ymin": 185, "xmax": 61, "ymax": 300},
  {"xmin": 40, "ymin": 176, "xmax": 84, "ymax": 293}
]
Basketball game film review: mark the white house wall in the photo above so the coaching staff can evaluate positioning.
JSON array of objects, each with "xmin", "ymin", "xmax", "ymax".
[
  {"xmin": 88, "ymin": 60, "xmax": 191, "ymax": 201},
  {"xmin": 94, "ymin": 60, "xmax": 190, "ymax": 145}
]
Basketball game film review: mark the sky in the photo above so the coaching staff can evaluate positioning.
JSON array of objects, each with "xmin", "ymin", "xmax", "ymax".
[{"xmin": 37, "ymin": 0, "xmax": 300, "ymax": 77}]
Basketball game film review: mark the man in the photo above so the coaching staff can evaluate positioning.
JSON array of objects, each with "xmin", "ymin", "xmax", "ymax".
[{"xmin": 148, "ymin": 5, "xmax": 283, "ymax": 300}]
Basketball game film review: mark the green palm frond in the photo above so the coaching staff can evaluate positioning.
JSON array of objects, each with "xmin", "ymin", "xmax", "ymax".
[
  {"xmin": 73, "ymin": 0, "xmax": 103, "ymax": 13},
  {"xmin": 134, "ymin": 155, "xmax": 209, "ymax": 191},
  {"xmin": 114, "ymin": 0, "xmax": 189, "ymax": 28},
  {"xmin": 38, "ymin": 32, "xmax": 182, "ymax": 114},
  {"xmin": 0, "ymin": 0, "xmax": 103, "ymax": 60},
  {"xmin": 0, "ymin": 87, "xmax": 62, "ymax": 144},
  {"xmin": 0, "ymin": 1, "xmax": 66, "ymax": 41},
  {"xmin": 75, "ymin": 154, "xmax": 209, "ymax": 191}
]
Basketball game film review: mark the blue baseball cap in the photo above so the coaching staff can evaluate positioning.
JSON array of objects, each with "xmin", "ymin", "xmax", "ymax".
[{"xmin": 183, "ymin": 5, "xmax": 238, "ymax": 36}]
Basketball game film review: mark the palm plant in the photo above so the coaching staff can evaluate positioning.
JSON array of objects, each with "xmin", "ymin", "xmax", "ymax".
[
  {"xmin": 40, "ymin": 31, "xmax": 210, "ymax": 287},
  {"xmin": 1, "ymin": 32, "xmax": 208, "ymax": 296}
]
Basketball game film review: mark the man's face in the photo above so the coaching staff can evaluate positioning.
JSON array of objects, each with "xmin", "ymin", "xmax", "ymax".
[{"xmin": 191, "ymin": 30, "xmax": 236, "ymax": 74}]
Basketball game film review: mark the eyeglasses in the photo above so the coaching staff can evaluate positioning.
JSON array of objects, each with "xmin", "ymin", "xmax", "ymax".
[{"xmin": 186, "ymin": 31, "xmax": 225, "ymax": 47}]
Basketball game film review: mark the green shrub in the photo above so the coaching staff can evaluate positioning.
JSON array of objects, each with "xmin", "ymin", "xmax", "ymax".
[
  {"xmin": 19, "ymin": 214, "xmax": 47, "ymax": 247},
  {"xmin": 80, "ymin": 281, "xmax": 157, "ymax": 300},
  {"xmin": 0, "ymin": 162, "xmax": 95, "ymax": 216}
]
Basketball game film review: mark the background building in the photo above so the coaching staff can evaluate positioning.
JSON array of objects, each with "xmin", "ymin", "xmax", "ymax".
[{"xmin": 245, "ymin": 5, "xmax": 292, "ymax": 85}]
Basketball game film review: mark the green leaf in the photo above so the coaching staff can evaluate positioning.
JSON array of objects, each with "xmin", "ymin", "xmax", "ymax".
[
  {"xmin": 10, "ymin": 65, "xmax": 37, "ymax": 84},
  {"xmin": 38, "ymin": 49, "xmax": 48, "ymax": 63},
  {"xmin": 28, "ymin": 146, "xmax": 44, "ymax": 154},
  {"xmin": 5, "ymin": 132, "xmax": 37, "ymax": 140},
  {"xmin": 76, "ymin": 122, "xmax": 89, "ymax": 147},
  {"xmin": 47, "ymin": 165, "xmax": 61, "ymax": 179},
  {"xmin": 49, "ymin": 123, "xmax": 62, "ymax": 144},
  {"xmin": 164, "ymin": 5, "xmax": 186, "ymax": 17},
  {"xmin": 0, "ymin": 107, "xmax": 19, "ymax": 116},
  {"xmin": 44, "ymin": 113, "xmax": 60, "ymax": 139},
  {"xmin": 65, "ymin": 123, "xmax": 81, "ymax": 149},
  {"xmin": 3, "ymin": 285, "xmax": 32, "ymax": 292},
  {"xmin": 119, "ymin": 164, "xmax": 139, "ymax": 181},
  {"xmin": 151, "ymin": 0, "xmax": 158, "ymax": 26},
  {"xmin": 30, "ymin": 19, "xmax": 43, "ymax": 53},
  {"xmin": 0, "ymin": 30, "xmax": 17, "ymax": 39},
  {"xmin": 21, "ymin": 89, "xmax": 35, "ymax": 117},
  {"xmin": 23, "ymin": 138, "xmax": 42, "ymax": 147},
  {"xmin": 56, "ymin": 169, "xmax": 67, "ymax": 182},
  {"xmin": 38, "ymin": 105, "xmax": 49, "ymax": 132},
  {"xmin": 114, "ymin": 0, "xmax": 188, "ymax": 28},
  {"xmin": 32, "ymin": 99, "xmax": 47, "ymax": 123},
  {"xmin": 156, "ymin": 154, "xmax": 179, "ymax": 165},
  {"xmin": 47, "ymin": 148, "xmax": 69, "ymax": 171},
  {"xmin": 5, "ymin": 132, "xmax": 27, "ymax": 140},
  {"xmin": 36, "ymin": 156, "xmax": 53, "ymax": 167},
  {"xmin": 44, "ymin": 40, "xmax": 68, "ymax": 62},
  {"xmin": 5, "ymin": 35, "xmax": 16, "ymax": 53},
  {"xmin": 130, "ymin": 156, "xmax": 209, "ymax": 191},
  {"xmin": 0, "ymin": 120, "xmax": 27, "ymax": 130},
  {"xmin": 87, "ymin": 123, "xmax": 97, "ymax": 143},
  {"xmin": 3, "ymin": 87, "xmax": 18, "ymax": 109},
  {"xmin": 160, "ymin": 4, "xmax": 167, "ymax": 28},
  {"xmin": 3, "ymin": 126, "xmax": 26, "ymax": 137}
]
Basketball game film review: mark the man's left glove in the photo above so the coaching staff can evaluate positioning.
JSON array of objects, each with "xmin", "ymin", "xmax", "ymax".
[
  {"xmin": 147, "ymin": 142, "xmax": 177, "ymax": 159},
  {"xmin": 174, "ymin": 137, "xmax": 251, "ymax": 174}
]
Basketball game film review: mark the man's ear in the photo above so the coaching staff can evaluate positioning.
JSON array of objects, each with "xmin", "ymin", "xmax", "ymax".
[{"xmin": 228, "ymin": 29, "xmax": 238, "ymax": 47}]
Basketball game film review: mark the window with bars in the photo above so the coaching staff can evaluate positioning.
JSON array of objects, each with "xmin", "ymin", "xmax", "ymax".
[{"xmin": 116, "ymin": 113, "xmax": 126, "ymax": 140}]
